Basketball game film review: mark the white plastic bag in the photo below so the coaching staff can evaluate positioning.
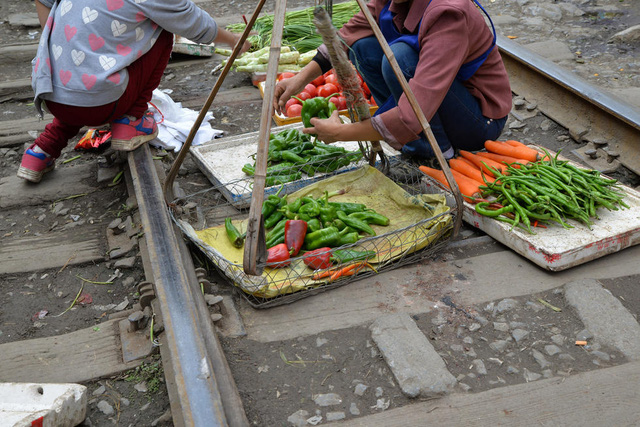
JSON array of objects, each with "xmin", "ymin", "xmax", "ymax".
[{"xmin": 148, "ymin": 89, "xmax": 224, "ymax": 152}]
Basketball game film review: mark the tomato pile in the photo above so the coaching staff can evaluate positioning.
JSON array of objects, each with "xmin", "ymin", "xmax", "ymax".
[{"xmin": 279, "ymin": 70, "xmax": 376, "ymax": 118}]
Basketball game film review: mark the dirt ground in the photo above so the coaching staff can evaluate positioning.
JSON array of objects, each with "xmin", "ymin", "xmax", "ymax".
[{"xmin": 1, "ymin": 0, "xmax": 639, "ymax": 426}]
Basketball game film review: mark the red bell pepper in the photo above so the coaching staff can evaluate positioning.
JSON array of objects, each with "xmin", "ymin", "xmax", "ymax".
[
  {"xmin": 266, "ymin": 243, "xmax": 291, "ymax": 268},
  {"xmin": 302, "ymin": 247, "xmax": 332, "ymax": 270},
  {"xmin": 284, "ymin": 220, "xmax": 307, "ymax": 256}
]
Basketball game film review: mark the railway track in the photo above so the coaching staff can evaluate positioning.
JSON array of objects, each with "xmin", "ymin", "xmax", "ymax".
[{"xmin": 1, "ymin": 29, "xmax": 640, "ymax": 427}]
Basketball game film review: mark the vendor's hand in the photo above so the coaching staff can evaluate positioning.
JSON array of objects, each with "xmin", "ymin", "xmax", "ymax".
[
  {"xmin": 303, "ymin": 110, "xmax": 343, "ymax": 144},
  {"xmin": 273, "ymin": 74, "xmax": 307, "ymax": 115}
]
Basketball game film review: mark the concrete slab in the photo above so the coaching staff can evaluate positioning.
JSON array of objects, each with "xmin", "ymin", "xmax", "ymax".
[
  {"xmin": 370, "ymin": 314, "xmax": 456, "ymax": 398},
  {"xmin": 327, "ymin": 361, "xmax": 640, "ymax": 426},
  {"xmin": 0, "ymin": 382, "xmax": 87, "ymax": 427},
  {"xmin": 239, "ymin": 243, "xmax": 640, "ymax": 342},
  {"xmin": 564, "ymin": 279, "xmax": 640, "ymax": 360}
]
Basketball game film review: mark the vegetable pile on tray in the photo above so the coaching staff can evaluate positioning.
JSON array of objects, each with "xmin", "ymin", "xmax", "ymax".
[
  {"xmin": 419, "ymin": 139, "xmax": 629, "ymax": 234},
  {"xmin": 282, "ymin": 69, "xmax": 375, "ymax": 118},
  {"xmin": 219, "ymin": 46, "xmax": 316, "ymax": 74},
  {"xmin": 225, "ymin": 188, "xmax": 390, "ymax": 278},
  {"xmin": 242, "ymin": 128, "xmax": 363, "ymax": 186}
]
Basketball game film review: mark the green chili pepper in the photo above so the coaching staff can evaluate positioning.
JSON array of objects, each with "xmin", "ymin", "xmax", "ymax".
[
  {"xmin": 262, "ymin": 186, "xmax": 285, "ymax": 219},
  {"xmin": 299, "ymin": 197, "xmax": 320, "ymax": 217},
  {"xmin": 266, "ymin": 218, "xmax": 287, "ymax": 240},
  {"xmin": 294, "ymin": 93, "xmax": 340, "ymax": 128},
  {"xmin": 242, "ymin": 163, "xmax": 255, "ymax": 176},
  {"xmin": 265, "ymin": 173, "xmax": 301, "ymax": 187},
  {"xmin": 501, "ymin": 184, "xmax": 532, "ymax": 233},
  {"xmin": 336, "ymin": 210, "xmax": 376, "ymax": 236},
  {"xmin": 224, "ymin": 218, "xmax": 245, "ymax": 248},
  {"xmin": 266, "ymin": 227, "xmax": 286, "ymax": 249},
  {"xmin": 304, "ymin": 226, "xmax": 340, "ymax": 250},
  {"xmin": 313, "ymin": 141, "xmax": 347, "ymax": 154},
  {"xmin": 264, "ymin": 210, "xmax": 284, "ymax": 229},
  {"xmin": 287, "ymin": 198, "xmax": 304, "ymax": 213},
  {"xmin": 336, "ymin": 229, "xmax": 360, "ymax": 246},
  {"xmin": 474, "ymin": 202, "xmax": 515, "ymax": 218},
  {"xmin": 331, "ymin": 218, "xmax": 347, "ymax": 230},
  {"xmin": 331, "ymin": 249, "xmax": 376, "ymax": 264},
  {"xmin": 319, "ymin": 205, "xmax": 337, "ymax": 223},
  {"xmin": 328, "ymin": 202, "xmax": 366, "ymax": 215},
  {"xmin": 307, "ymin": 218, "xmax": 322, "ymax": 232},
  {"xmin": 280, "ymin": 150, "xmax": 307, "ymax": 164},
  {"xmin": 348, "ymin": 211, "xmax": 390, "ymax": 226},
  {"xmin": 268, "ymin": 135, "xmax": 289, "ymax": 151}
]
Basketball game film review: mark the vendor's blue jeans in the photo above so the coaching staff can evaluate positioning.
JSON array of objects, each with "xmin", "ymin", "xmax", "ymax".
[{"xmin": 349, "ymin": 36, "xmax": 507, "ymax": 159}]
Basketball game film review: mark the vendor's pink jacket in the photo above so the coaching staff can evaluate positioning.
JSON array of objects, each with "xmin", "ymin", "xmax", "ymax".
[{"xmin": 336, "ymin": 0, "xmax": 512, "ymax": 148}]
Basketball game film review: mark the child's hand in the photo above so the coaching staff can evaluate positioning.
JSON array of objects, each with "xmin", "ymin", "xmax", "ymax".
[{"xmin": 215, "ymin": 28, "xmax": 251, "ymax": 55}]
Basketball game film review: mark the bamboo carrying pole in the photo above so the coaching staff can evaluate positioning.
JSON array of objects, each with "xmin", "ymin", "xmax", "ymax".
[
  {"xmin": 312, "ymin": 7, "xmax": 389, "ymax": 173},
  {"xmin": 352, "ymin": 0, "xmax": 463, "ymax": 235},
  {"xmin": 243, "ymin": 0, "xmax": 290, "ymax": 275}
]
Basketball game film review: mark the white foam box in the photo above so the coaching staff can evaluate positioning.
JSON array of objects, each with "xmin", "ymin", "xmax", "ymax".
[
  {"xmin": 422, "ymin": 150, "xmax": 640, "ymax": 271},
  {"xmin": 0, "ymin": 382, "xmax": 87, "ymax": 427},
  {"xmin": 190, "ymin": 122, "xmax": 398, "ymax": 208}
]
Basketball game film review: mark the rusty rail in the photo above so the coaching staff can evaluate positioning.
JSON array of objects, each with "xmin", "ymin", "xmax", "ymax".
[
  {"xmin": 128, "ymin": 145, "xmax": 249, "ymax": 426},
  {"xmin": 497, "ymin": 35, "xmax": 640, "ymax": 175}
]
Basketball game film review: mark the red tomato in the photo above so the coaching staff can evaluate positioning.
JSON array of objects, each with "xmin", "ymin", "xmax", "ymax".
[
  {"xmin": 277, "ymin": 72, "xmax": 296, "ymax": 82},
  {"xmin": 329, "ymin": 95, "xmax": 347, "ymax": 111},
  {"xmin": 304, "ymin": 84, "xmax": 318, "ymax": 98},
  {"xmin": 329, "ymin": 96, "xmax": 339, "ymax": 110},
  {"xmin": 361, "ymin": 82, "xmax": 371, "ymax": 98},
  {"xmin": 286, "ymin": 103, "xmax": 303, "ymax": 117},
  {"xmin": 311, "ymin": 75, "xmax": 325, "ymax": 86},
  {"xmin": 324, "ymin": 73, "xmax": 338, "ymax": 86},
  {"xmin": 295, "ymin": 91, "xmax": 312, "ymax": 102},
  {"xmin": 318, "ymin": 83, "xmax": 339, "ymax": 98},
  {"xmin": 323, "ymin": 70, "xmax": 334, "ymax": 78},
  {"xmin": 285, "ymin": 98, "xmax": 301, "ymax": 112}
]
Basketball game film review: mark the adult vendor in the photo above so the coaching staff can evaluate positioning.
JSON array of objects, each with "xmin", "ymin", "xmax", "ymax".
[{"xmin": 273, "ymin": 0, "xmax": 512, "ymax": 161}]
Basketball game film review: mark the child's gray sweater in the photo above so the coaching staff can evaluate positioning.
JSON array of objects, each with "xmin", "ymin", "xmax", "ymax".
[{"xmin": 33, "ymin": 0, "xmax": 219, "ymax": 115}]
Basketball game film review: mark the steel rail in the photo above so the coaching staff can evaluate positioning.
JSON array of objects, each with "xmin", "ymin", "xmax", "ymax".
[
  {"xmin": 497, "ymin": 35, "xmax": 640, "ymax": 174},
  {"xmin": 128, "ymin": 145, "xmax": 228, "ymax": 426}
]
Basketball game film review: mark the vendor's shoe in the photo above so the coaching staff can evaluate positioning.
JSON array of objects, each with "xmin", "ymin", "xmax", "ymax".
[
  {"xmin": 110, "ymin": 114, "xmax": 158, "ymax": 151},
  {"xmin": 17, "ymin": 144, "xmax": 55, "ymax": 183}
]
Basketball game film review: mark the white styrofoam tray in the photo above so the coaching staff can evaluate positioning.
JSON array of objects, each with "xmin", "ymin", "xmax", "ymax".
[
  {"xmin": 422, "ymin": 159, "xmax": 640, "ymax": 271},
  {"xmin": 0, "ymin": 382, "xmax": 87, "ymax": 427},
  {"xmin": 190, "ymin": 122, "xmax": 398, "ymax": 208}
]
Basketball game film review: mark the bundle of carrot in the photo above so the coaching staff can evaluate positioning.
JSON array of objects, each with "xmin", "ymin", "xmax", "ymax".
[
  {"xmin": 419, "ymin": 140, "xmax": 628, "ymax": 234},
  {"xmin": 419, "ymin": 139, "xmax": 537, "ymax": 201}
]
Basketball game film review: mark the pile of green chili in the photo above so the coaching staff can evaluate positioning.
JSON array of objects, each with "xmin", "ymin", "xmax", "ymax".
[
  {"xmin": 475, "ymin": 151, "xmax": 629, "ymax": 234},
  {"xmin": 242, "ymin": 128, "xmax": 363, "ymax": 186}
]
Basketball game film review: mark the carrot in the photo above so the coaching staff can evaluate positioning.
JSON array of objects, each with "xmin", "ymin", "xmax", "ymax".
[
  {"xmin": 484, "ymin": 140, "xmax": 539, "ymax": 162},
  {"xmin": 504, "ymin": 139, "xmax": 527, "ymax": 148},
  {"xmin": 328, "ymin": 262, "xmax": 372, "ymax": 281},
  {"xmin": 449, "ymin": 158, "xmax": 495, "ymax": 184},
  {"xmin": 458, "ymin": 156, "xmax": 480, "ymax": 170},
  {"xmin": 419, "ymin": 165, "xmax": 483, "ymax": 200},
  {"xmin": 476, "ymin": 151, "xmax": 530, "ymax": 168},
  {"xmin": 459, "ymin": 150, "xmax": 507, "ymax": 177},
  {"xmin": 311, "ymin": 261, "xmax": 374, "ymax": 281}
]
